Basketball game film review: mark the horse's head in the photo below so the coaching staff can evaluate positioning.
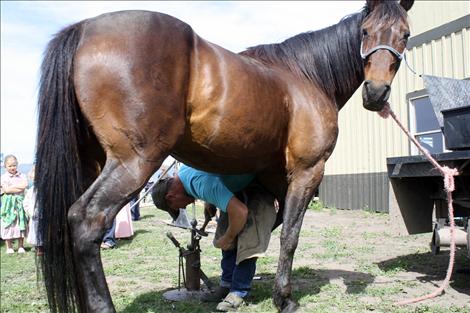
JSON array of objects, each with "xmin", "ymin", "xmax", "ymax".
[{"xmin": 361, "ymin": 0, "xmax": 413, "ymax": 111}]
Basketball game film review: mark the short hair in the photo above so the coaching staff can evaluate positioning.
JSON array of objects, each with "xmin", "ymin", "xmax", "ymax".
[
  {"xmin": 151, "ymin": 177, "xmax": 179, "ymax": 220},
  {"xmin": 3, "ymin": 155, "xmax": 18, "ymax": 166}
]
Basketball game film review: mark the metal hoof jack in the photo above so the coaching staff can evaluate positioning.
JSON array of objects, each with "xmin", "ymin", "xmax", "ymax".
[{"xmin": 163, "ymin": 218, "xmax": 214, "ymax": 301}]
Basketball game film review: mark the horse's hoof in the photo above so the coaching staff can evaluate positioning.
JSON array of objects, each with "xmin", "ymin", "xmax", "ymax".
[{"xmin": 281, "ymin": 299, "xmax": 298, "ymax": 313}]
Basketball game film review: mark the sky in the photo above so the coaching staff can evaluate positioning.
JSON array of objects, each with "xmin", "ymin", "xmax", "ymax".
[{"xmin": 1, "ymin": 1, "xmax": 364, "ymax": 165}]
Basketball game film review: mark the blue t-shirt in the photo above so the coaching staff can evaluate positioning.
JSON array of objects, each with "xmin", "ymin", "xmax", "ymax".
[{"xmin": 178, "ymin": 165, "xmax": 254, "ymax": 212}]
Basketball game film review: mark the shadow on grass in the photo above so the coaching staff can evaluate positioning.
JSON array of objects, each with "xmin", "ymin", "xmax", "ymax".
[
  {"xmin": 120, "ymin": 287, "xmax": 219, "ymax": 313},
  {"xmin": 115, "ymin": 230, "xmax": 151, "ymax": 248},
  {"xmin": 249, "ymin": 267, "xmax": 375, "ymax": 305},
  {"xmin": 122, "ymin": 267, "xmax": 375, "ymax": 312},
  {"xmin": 376, "ymin": 248, "xmax": 470, "ymax": 295},
  {"xmin": 136, "ymin": 214, "xmax": 156, "ymax": 221}
]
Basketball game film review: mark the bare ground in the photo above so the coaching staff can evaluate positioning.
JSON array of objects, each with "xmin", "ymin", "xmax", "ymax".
[
  {"xmin": 105, "ymin": 205, "xmax": 470, "ymax": 312},
  {"xmin": 269, "ymin": 208, "xmax": 470, "ymax": 310}
]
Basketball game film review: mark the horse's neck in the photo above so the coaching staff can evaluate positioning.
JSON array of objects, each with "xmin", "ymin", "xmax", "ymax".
[
  {"xmin": 334, "ymin": 75, "xmax": 364, "ymax": 110},
  {"xmin": 242, "ymin": 11, "xmax": 366, "ymax": 110},
  {"xmin": 323, "ymin": 32, "xmax": 364, "ymax": 110},
  {"xmin": 301, "ymin": 14, "xmax": 365, "ymax": 110}
]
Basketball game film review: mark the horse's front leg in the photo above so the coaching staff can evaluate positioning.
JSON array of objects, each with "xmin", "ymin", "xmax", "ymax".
[
  {"xmin": 68, "ymin": 158, "xmax": 160, "ymax": 313},
  {"xmin": 273, "ymin": 161, "xmax": 325, "ymax": 313}
]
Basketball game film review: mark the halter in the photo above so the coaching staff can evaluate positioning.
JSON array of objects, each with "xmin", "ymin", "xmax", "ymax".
[
  {"xmin": 360, "ymin": 39, "xmax": 418, "ymax": 75},
  {"xmin": 360, "ymin": 40, "xmax": 405, "ymax": 61}
]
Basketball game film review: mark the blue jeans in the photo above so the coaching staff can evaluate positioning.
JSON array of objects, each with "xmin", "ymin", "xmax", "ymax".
[
  {"xmin": 102, "ymin": 219, "xmax": 117, "ymax": 247},
  {"xmin": 130, "ymin": 196, "xmax": 140, "ymax": 221},
  {"xmin": 220, "ymin": 249, "xmax": 257, "ymax": 298}
]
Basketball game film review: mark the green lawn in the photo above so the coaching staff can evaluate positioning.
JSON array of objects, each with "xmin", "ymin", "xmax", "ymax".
[{"xmin": 1, "ymin": 204, "xmax": 469, "ymax": 313}]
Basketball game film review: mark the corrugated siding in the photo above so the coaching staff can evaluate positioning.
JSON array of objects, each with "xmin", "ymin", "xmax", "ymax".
[
  {"xmin": 409, "ymin": 1, "xmax": 470, "ymax": 35},
  {"xmin": 320, "ymin": 4, "xmax": 469, "ymax": 211},
  {"xmin": 320, "ymin": 173, "xmax": 389, "ymax": 212}
]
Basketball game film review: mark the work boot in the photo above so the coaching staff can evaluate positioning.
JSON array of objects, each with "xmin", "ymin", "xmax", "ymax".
[
  {"xmin": 200, "ymin": 286, "xmax": 229, "ymax": 302},
  {"xmin": 216, "ymin": 292, "xmax": 244, "ymax": 312}
]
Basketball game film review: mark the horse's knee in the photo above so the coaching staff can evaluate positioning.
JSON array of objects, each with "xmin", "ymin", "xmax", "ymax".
[{"xmin": 68, "ymin": 204, "xmax": 104, "ymax": 253}]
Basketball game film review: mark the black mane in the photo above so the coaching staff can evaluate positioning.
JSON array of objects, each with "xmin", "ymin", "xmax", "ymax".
[{"xmin": 241, "ymin": 10, "xmax": 367, "ymax": 101}]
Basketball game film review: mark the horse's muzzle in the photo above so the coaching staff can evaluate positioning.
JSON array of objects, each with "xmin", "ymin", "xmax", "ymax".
[{"xmin": 362, "ymin": 80, "xmax": 391, "ymax": 111}]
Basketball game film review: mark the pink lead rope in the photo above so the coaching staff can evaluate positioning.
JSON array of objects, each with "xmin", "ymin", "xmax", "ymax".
[{"xmin": 378, "ymin": 103, "xmax": 459, "ymax": 305}]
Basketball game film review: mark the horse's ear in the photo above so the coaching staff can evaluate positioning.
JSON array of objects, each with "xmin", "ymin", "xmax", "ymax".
[
  {"xmin": 366, "ymin": 0, "xmax": 381, "ymax": 12},
  {"xmin": 399, "ymin": 0, "xmax": 414, "ymax": 11}
]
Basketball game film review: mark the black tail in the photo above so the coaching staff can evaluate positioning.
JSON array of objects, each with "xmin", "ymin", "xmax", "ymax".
[{"xmin": 35, "ymin": 22, "xmax": 84, "ymax": 313}]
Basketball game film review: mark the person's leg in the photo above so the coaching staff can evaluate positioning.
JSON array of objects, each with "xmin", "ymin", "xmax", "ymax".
[
  {"xmin": 101, "ymin": 218, "xmax": 117, "ymax": 248},
  {"xmin": 230, "ymin": 257, "xmax": 257, "ymax": 298},
  {"xmin": 130, "ymin": 196, "xmax": 140, "ymax": 221},
  {"xmin": 6, "ymin": 239, "xmax": 14, "ymax": 253},
  {"xmin": 18, "ymin": 237, "xmax": 25, "ymax": 253},
  {"xmin": 220, "ymin": 249, "xmax": 237, "ymax": 288},
  {"xmin": 217, "ymin": 256, "xmax": 256, "ymax": 311}
]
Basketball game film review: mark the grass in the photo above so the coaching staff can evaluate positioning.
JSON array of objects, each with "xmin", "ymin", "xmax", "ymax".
[
  {"xmin": 1, "ymin": 204, "xmax": 469, "ymax": 313},
  {"xmin": 308, "ymin": 200, "xmax": 324, "ymax": 211}
]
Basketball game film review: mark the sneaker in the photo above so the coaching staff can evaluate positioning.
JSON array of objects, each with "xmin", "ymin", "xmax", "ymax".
[
  {"xmin": 100, "ymin": 242, "xmax": 115, "ymax": 249},
  {"xmin": 18, "ymin": 247, "xmax": 26, "ymax": 254},
  {"xmin": 200, "ymin": 286, "xmax": 229, "ymax": 303},
  {"xmin": 216, "ymin": 292, "xmax": 245, "ymax": 312},
  {"xmin": 6, "ymin": 248, "xmax": 14, "ymax": 254}
]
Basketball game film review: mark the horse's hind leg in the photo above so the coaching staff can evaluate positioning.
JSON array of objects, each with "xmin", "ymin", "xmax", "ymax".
[
  {"xmin": 274, "ymin": 161, "xmax": 325, "ymax": 313},
  {"xmin": 67, "ymin": 154, "xmax": 166, "ymax": 313}
]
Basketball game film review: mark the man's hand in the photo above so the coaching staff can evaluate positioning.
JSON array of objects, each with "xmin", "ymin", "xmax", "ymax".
[
  {"xmin": 214, "ymin": 196, "xmax": 248, "ymax": 250},
  {"xmin": 214, "ymin": 234, "xmax": 235, "ymax": 250}
]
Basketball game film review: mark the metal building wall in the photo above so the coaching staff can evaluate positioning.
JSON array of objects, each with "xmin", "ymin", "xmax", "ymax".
[{"xmin": 320, "ymin": 3, "xmax": 470, "ymax": 212}]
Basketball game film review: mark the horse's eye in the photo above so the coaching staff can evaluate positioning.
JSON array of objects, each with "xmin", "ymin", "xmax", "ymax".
[
  {"xmin": 362, "ymin": 29, "xmax": 368, "ymax": 37},
  {"xmin": 403, "ymin": 32, "xmax": 410, "ymax": 40}
]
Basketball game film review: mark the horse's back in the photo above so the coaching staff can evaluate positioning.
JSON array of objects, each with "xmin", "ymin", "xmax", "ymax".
[{"xmin": 72, "ymin": 10, "xmax": 325, "ymax": 175}]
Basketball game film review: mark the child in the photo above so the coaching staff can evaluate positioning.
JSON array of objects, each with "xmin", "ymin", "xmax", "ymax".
[
  {"xmin": 1, "ymin": 155, "xmax": 28, "ymax": 254},
  {"xmin": 24, "ymin": 165, "xmax": 43, "ymax": 255}
]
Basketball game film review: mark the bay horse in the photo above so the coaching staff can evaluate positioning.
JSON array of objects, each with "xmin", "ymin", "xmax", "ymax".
[{"xmin": 35, "ymin": 0, "xmax": 414, "ymax": 312}]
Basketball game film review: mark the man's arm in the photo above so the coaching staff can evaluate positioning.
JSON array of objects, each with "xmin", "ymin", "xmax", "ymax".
[{"xmin": 214, "ymin": 196, "xmax": 248, "ymax": 250}]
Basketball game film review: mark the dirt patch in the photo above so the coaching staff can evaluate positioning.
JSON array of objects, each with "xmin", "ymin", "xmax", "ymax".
[{"xmin": 262, "ymin": 208, "xmax": 470, "ymax": 309}]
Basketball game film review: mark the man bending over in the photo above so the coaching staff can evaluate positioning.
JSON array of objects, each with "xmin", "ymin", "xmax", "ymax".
[{"xmin": 152, "ymin": 164, "xmax": 255, "ymax": 311}]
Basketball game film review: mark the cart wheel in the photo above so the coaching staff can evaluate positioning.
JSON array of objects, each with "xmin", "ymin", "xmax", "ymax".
[{"xmin": 431, "ymin": 225, "xmax": 440, "ymax": 255}]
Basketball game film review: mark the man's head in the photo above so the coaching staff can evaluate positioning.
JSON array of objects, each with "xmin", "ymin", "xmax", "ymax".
[{"xmin": 151, "ymin": 176, "xmax": 194, "ymax": 220}]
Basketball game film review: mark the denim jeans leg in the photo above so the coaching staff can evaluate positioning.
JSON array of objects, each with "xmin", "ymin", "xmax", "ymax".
[
  {"xmin": 130, "ymin": 197, "xmax": 140, "ymax": 221},
  {"xmin": 102, "ymin": 219, "xmax": 117, "ymax": 247},
  {"xmin": 230, "ymin": 257, "xmax": 257, "ymax": 298},
  {"xmin": 220, "ymin": 249, "xmax": 236, "ymax": 288}
]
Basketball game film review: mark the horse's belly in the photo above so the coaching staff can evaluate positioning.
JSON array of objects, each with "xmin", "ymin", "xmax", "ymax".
[{"xmin": 173, "ymin": 121, "xmax": 284, "ymax": 174}]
